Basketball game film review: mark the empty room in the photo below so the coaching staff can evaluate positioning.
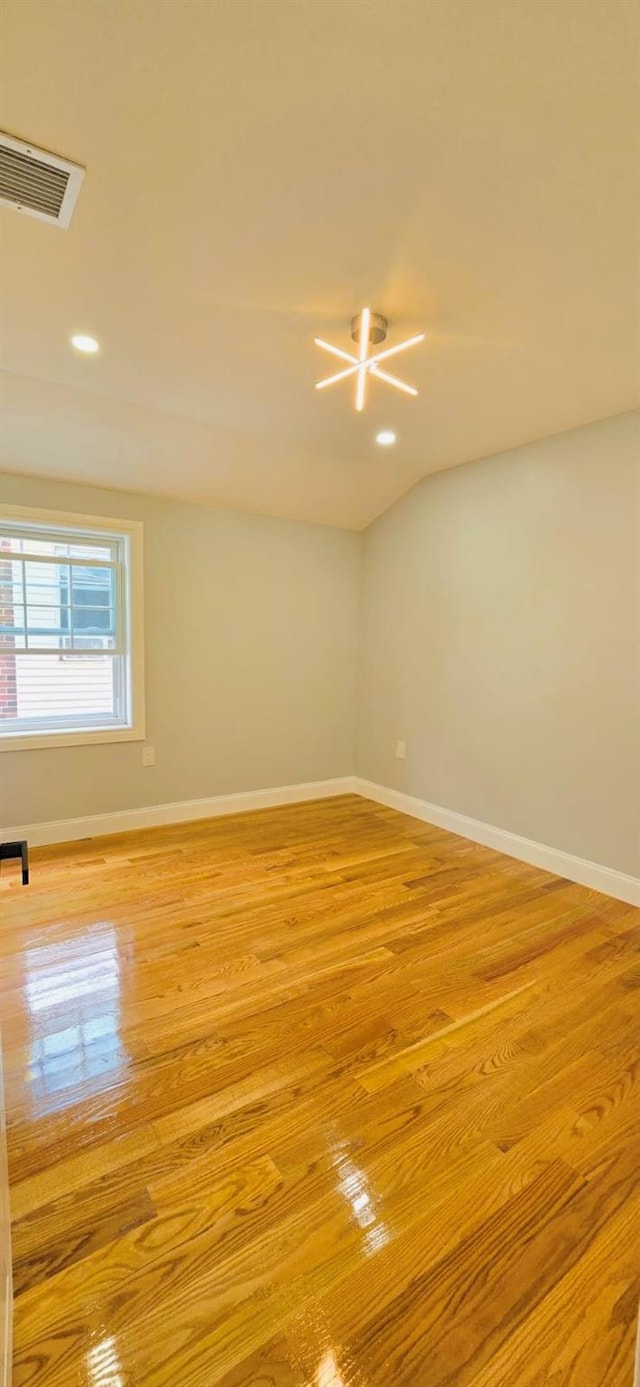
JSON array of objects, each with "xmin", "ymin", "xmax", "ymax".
[{"xmin": 1, "ymin": 1, "xmax": 639, "ymax": 1383}]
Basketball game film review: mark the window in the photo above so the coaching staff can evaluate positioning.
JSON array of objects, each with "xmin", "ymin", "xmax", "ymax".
[{"xmin": 0, "ymin": 506, "xmax": 144, "ymax": 749}]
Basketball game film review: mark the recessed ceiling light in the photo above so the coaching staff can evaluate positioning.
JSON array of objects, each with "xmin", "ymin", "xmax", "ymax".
[
  {"xmin": 71, "ymin": 334, "xmax": 99, "ymax": 353},
  {"xmin": 376, "ymin": 430, "xmax": 396, "ymax": 446}
]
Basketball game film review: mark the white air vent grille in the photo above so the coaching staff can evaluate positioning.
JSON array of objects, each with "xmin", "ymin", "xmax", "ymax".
[{"xmin": 0, "ymin": 133, "xmax": 84, "ymax": 228}]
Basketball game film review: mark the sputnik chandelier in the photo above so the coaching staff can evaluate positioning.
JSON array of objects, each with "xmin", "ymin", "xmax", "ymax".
[{"xmin": 315, "ymin": 308, "xmax": 424, "ymax": 412}]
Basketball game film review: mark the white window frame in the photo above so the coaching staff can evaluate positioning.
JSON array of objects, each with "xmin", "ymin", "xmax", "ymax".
[{"xmin": 0, "ymin": 505, "xmax": 145, "ymax": 751}]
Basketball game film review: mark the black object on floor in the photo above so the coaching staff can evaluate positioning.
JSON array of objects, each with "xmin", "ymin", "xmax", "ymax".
[{"xmin": 0, "ymin": 840, "xmax": 29, "ymax": 885}]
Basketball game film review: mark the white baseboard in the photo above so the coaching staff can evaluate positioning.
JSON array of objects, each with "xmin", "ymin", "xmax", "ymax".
[
  {"xmin": 353, "ymin": 778, "xmax": 640, "ymax": 907},
  {"xmin": 5, "ymin": 774, "xmax": 638, "ymax": 907},
  {"xmin": 2, "ymin": 777, "xmax": 358, "ymax": 848}
]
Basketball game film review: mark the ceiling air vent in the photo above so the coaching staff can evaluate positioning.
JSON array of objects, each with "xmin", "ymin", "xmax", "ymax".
[{"xmin": 0, "ymin": 132, "xmax": 85, "ymax": 228}]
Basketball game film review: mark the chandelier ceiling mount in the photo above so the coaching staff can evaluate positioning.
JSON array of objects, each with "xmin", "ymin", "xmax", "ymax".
[{"xmin": 350, "ymin": 310, "xmax": 388, "ymax": 346}]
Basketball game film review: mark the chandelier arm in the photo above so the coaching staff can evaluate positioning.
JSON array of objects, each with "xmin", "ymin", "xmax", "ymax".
[
  {"xmin": 314, "ymin": 338, "xmax": 359, "ymax": 366},
  {"xmin": 359, "ymin": 309, "xmax": 371, "ymax": 364},
  {"xmin": 370, "ymin": 366, "xmax": 418, "ymax": 396},
  {"xmin": 366, "ymin": 333, "xmax": 425, "ymax": 370},
  {"xmin": 355, "ymin": 307, "xmax": 371, "ymax": 413},
  {"xmin": 315, "ymin": 363, "xmax": 361, "ymax": 390}
]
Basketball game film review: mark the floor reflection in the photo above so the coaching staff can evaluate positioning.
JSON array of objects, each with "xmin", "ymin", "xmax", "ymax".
[
  {"xmin": 86, "ymin": 1336, "xmax": 124, "ymax": 1387},
  {"xmin": 317, "ymin": 1349, "xmax": 346, "ymax": 1387},
  {"xmin": 333, "ymin": 1153, "xmax": 391, "ymax": 1256},
  {"xmin": 24, "ymin": 927, "xmax": 127, "ymax": 1117}
]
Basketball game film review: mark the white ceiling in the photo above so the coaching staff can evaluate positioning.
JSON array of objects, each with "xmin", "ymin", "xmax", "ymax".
[{"xmin": 1, "ymin": 0, "xmax": 639, "ymax": 530}]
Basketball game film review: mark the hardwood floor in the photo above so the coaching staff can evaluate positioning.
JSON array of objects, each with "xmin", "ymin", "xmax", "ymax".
[{"xmin": 1, "ymin": 793, "xmax": 638, "ymax": 1386}]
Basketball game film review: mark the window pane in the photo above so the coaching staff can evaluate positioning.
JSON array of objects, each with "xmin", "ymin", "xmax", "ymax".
[
  {"xmin": 2, "ymin": 534, "xmax": 115, "ymax": 561},
  {"xmin": 24, "ymin": 561, "xmax": 70, "ymax": 606},
  {"xmin": 70, "ymin": 631, "xmax": 116, "ymax": 652},
  {"xmin": 0, "ymin": 554, "xmax": 24, "ymax": 605},
  {"xmin": 26, "ymin": 606, "xmax": 69, "ymax": 637},
  {"xmin": 0, "ymin": 652, "xmax": 119, "ymax": 724},
  {"xmin": 70, "ymin": 564, "xmax": 116, "ymax": 644},
  {"xmin": 60, "ymin": 541, "xmax": 115, "ymax": 561},
  {"xmin": 0, "ymin": 602, "xmax": 26, "ymax": 637},
  {"xmin": 0, "ymin": 631, "xmax": 26, "ymax": 651},
  {"xmin": 70, "ymin": 563, "xmax": 114, "ymax": 605}
]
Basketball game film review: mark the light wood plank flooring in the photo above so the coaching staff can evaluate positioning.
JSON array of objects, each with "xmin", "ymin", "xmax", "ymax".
[{"xmin": 1, "ymin": 794, "xmax": 639, "ymax": 1385}]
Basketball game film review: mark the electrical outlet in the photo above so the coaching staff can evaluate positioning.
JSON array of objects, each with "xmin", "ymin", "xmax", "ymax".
[
  {"xmin": 396, "ymin": 740, "xmax": 406, "ymax": 760},
  {"xmin": 142, "ymin": 745, "xmax": 155, "ymax": 767}
]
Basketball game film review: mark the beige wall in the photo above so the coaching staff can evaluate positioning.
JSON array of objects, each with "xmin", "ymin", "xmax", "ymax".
[
  {"xmin": 0, "ymin": 474, "xmax": 362, "ymax": 826},
  {"xmin": 357, "ymin": 411, "xmax": 640, "ymax": 878}
]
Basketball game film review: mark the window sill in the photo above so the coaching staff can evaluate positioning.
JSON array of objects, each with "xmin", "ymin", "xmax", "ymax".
[{"xmin": 0, "ymin": 725, "xmax": 145, "ymax": 752}]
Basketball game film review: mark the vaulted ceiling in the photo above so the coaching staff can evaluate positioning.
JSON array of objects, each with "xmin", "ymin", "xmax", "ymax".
[{"xmin": 1, "ymin": 0, "xmax": 638, "ymax": 528}]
